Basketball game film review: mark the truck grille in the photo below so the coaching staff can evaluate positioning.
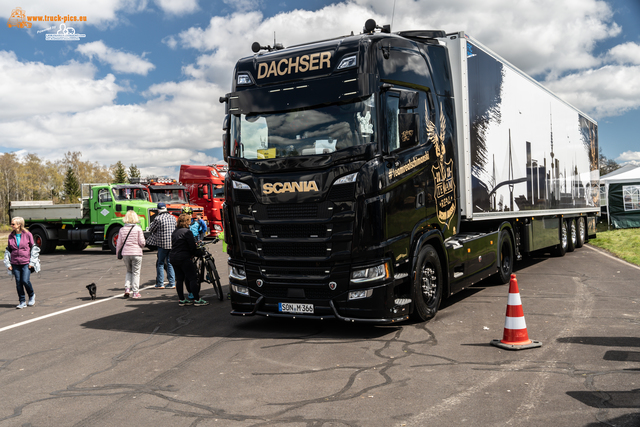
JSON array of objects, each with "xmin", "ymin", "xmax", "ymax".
[
  {"xmin": 234, "ymin": 189, "xmax": 256, "ymax": 204},
  {"xmin": 257, "ymin": 286, "xmax": 334, "ymax": 300},
  {"xmin": 262, "ymin": 243, "xmax": 328, "ymax": 258},
  {"xmin": 260, "ymin": 223, "xmax": 326, "ymax": 238},
  {"xmin": 266, "ymin": 203, "xmax": 317, "ymax": 219},
  {"xmin": 328, "ymin": 183, "xmax": 355, "ymax": 202}
]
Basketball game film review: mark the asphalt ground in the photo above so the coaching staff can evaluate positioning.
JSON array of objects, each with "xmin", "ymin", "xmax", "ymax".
[{"xmin": 0, "ymin": 242, "xmax": 639, "ymax": 426}]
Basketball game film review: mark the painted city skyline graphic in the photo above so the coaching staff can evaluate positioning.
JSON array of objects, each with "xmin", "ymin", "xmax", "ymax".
[{"xmin": 467, "ymin": 41, "xmax": 599, "ymax": 214}]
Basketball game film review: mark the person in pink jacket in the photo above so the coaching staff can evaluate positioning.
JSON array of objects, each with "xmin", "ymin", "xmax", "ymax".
[
  {"xmin": 6, "ymin": 217, "xmax": 36, "ymax": 309},
  {"xmin": 116, "ymin": 210, "xmax": 146, "ymax": 299}
]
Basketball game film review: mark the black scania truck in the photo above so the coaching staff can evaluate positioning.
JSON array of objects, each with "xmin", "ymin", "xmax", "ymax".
[{"xmin": 220, "ymin": 20, "xmax": 600, "ymax": 323}]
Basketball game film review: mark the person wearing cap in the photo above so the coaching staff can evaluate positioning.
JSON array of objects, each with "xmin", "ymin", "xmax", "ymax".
[{"xmin": 146, "ymin": 202, "xmax": 176, "ymax": 289}]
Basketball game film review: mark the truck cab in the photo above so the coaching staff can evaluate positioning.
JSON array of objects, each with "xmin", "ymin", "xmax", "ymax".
[
  {"xmin": 13, "ymin": 183, "xmax": 157, "ymax": 254},
  {"xmin": 179, "ymin": 165, "xmax": 226, "ymax": 237},
  {"xmin": 131, "ymin": 177, "xmax": 206, "ymax": 226}
]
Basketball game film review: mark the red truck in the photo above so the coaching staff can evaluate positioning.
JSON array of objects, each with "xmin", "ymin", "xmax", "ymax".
[
  {"xmin": 131, "ymin": 177, "xmax": 206, "ymax": 226},
  {"xmin": 179, "ymin": 165, "xmax": 226, "ymax": 237}
]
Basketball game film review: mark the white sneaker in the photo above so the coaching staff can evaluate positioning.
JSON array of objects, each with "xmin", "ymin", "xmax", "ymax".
[
  {"xmin": 27, "ymin": 294, "xmax": 35, "ymax": 306},
  {"xmin": 16, "ymin": 301, "xmax": 27, "ymax": 309}
]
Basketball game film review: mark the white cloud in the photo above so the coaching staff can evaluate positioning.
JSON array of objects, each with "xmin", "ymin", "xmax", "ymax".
[
  {"xmin": 77, "ymin": 41, "xmax": 155, "ymax": 75},
  {"xmin": 154, "ymin": 0, "xmax": 199, "ymax": 16},
  {"xmin": 0, "ymin": 50, "xmax": 120, "ymax": 121},
  {"xmin": 606, "ymin": 42, "xmax": 640, "ymax": 65},
  {"xmin": 0, "ymin": 77, "xmax": 224, "ymax": 176},
  {"xmin": 2, "ymin": 0, "xmax": 640, "ymax": 174},
  {"xmin": 617, "ymin": 151, "xmax": 640, "ymax": 165},
  {"xmin": 544, "ymin": 64, "xmax": 640, "ymax": 119}
]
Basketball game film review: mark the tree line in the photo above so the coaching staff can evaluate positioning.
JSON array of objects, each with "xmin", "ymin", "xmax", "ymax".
[{"xmin": 1, "ymin": 151, "xmax": 140, "ymax": 225}]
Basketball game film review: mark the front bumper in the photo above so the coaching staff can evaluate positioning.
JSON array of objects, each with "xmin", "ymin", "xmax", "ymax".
[{"xmin": 229, "ymin": 281, "xmax": 411, "ymax": 324}]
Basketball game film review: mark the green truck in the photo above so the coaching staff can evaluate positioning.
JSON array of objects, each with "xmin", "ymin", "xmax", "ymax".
[{"xmin": 9, "ymin": 183, "xmax": 158, "ymax": 254}]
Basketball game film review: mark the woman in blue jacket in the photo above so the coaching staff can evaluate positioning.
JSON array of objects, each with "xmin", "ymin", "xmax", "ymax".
[{"xmin": 6, "ymin": 217, "xmax": 36, "ymax": 309}]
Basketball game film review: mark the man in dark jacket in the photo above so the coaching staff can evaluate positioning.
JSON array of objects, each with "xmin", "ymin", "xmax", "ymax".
[{"xmin": 146, "ymin": 203, "xmax": 176, "ymax": 289}]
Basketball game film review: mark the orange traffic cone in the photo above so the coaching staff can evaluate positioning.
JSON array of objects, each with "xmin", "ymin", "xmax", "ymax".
[{"xmin": 490, "ymin": 274, "xmax": 542, "ymax": 351}]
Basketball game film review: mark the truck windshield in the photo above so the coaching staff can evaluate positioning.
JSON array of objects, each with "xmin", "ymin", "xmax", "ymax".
[
  {"xmin": 113, "ymin": 187, "xmax": 150, "ymax": 201},
  {"xmin": 231, "ymin": 96, "xmax": 376, "ymax": 160},
  {"xmin": 150, "ymin": 189, "xmax": 188, "ymax": 204},
  {"xmin": 211, "ymin": 184, "xmax": 224, "ymax": 199}
]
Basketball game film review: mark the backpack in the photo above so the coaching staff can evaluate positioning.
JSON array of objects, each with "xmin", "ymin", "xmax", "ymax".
[{"xmin": 189, "ymin": 221, "xmax": 200, "ymax": 239}]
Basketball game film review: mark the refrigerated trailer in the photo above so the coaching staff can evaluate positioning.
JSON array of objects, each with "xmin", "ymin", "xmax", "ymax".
[{"xmin": 220, "ymin": 19, "xmax": 599, "ymax": 323}]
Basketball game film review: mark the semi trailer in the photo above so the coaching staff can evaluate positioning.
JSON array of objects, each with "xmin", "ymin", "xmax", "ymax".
[{"xmin": 220, "ymin": 19, "xmax": 599, "ymax": 323}]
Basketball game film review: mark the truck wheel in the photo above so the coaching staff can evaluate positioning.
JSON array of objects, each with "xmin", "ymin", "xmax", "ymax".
[
  {"xmin": 575, "ymin": 217, "xmax": 586, "ymax": 248},
  {"xmin": 64, "ymin": 242, "xmax": 88, "ymax": 252},
  {"xmin": 107, "ymin": 226, "xmax": 121, "ymax": 254},
  {"xmin": 552, "ymin": 220, "xmax": 568, "ymax": 257},
  {"xmin": 411, "ymin": 245, "xmax": 443, "ymax": 322},
  {"xmin": 567, "ymin": 219, "xmax": 576, "ymax": 253},
  {"xmin": 31, "ymin": 228, "xmax": 54, "ymax": 254},
  {"xmin": 496, "ymin": 230, "xmax": 513, "ymax": 284}
]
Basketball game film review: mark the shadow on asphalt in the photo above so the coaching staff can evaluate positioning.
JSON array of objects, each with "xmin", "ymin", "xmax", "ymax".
[
  {"xmin": 80, "ymin": 292, "xmax": 401, "ymax": 340},
  {"xmin": 583, "ymin": 413, "xmax": 640, "ymax": 427}
]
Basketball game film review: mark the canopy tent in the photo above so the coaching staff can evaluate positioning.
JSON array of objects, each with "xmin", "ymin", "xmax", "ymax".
[{"xmin": 600, "ymin": 165, "xmax": 640, "ymax": 229}]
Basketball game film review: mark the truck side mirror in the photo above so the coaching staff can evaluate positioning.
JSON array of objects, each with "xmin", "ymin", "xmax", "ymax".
[
  {"xmin": 222, "ymin": 114, "xmax": 230, "ymax": 162},
  {"xmin": 398, "ymin": 113, "xmax": 419, "ymax": 150},
  {"xmin": 223, "ymin": 133, "xmax": 229, "ymax": 162}
]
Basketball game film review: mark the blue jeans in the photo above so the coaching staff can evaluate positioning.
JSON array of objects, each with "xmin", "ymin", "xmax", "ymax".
[
  {"xmin": 12, "ymin": 264, "xmax": 35, "ymax": 303},
  {"xmin": 156, "ymin": 247, "xmax": 175, "ymax": 287}
]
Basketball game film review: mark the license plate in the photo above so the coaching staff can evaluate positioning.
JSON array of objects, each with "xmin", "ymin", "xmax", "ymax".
[{"xmin": 279, "ymin": 303, "xmax": 314, "ymax": 314}]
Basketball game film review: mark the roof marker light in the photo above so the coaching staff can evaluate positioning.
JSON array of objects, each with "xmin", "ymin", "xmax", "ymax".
[
  {"xmin": 337, "ymin": 54, "xmax": 357, "ymax": 70},
  {"xmin": 237, "ymin": 73, "xmax": 253, "ymax": 86}
]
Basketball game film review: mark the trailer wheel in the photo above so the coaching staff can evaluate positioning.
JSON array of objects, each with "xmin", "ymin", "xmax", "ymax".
[
  {"xmin": 496, "ymin": 230, "xmax": 514, "ymax": 284},
  {"xmin": 411, "ymin": 245, "xmax": 443, "ymax": 322},
  {"xmin": 552, "ymin": 220, "xmax": 568, "ymax": 257},
  {"xmin": 567, "ymin": 219, "xmax": 577, "ymax": 253},
  {"xmin": 64, "ymin": 242, "xmax": 88, "ymax": 252},
  {"xmin": 107, "ymin": 226, "xmax": 121, "ymax": 254},
  {"xmin": 31, "ymin": 228, "xmax": 54, "ymax": 254},
  {"xmin": 575, "ymin": 217, "xmax": 586, "ymax": 248}
]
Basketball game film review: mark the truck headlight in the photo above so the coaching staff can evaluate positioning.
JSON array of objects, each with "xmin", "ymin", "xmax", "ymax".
[
  {"xmin": 229, "ymin": 265, "xmax": 246, "ymax": 281},
  {"xmin": 213, "ymin": 224, "xmax": 223, "ymax": 231},
  {"xmin": 231, "ymin": 284, "xmax": 249, "ymax": 296},
  {"xmin": 334, "ymin": 172, "xmax": 357, "ymax": 185},
  {"xmin": 351, "ymin": 263, "xmax": 388, "ymax": 283},
  {"xmin": 233, "ymin": 180, "xmax": 250, "ymax": 190}
]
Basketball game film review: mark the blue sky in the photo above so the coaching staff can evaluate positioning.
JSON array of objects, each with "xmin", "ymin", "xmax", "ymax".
[{"xmin": 1, "ymin": 0, "xmax": 639, "ymax": 178}]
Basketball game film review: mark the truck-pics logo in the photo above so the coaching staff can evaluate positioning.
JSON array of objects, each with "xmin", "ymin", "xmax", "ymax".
[
  {"xmin": 428, "ymin": 108, "xmax": 456, "ymax": 227},
  {"xmin": 262, "ymin": 180, "xmax": 319, "ymax": 195},
  {"xmin": 7, "ymin": 7, "xmax": 31, "ymax": 28},
  {"xmin": 257, "ymin": 51, "xmax": 332, "ymax": 80},
  {"xmin": 7, "ymin": 7, "xmax": 87, "ymax": 29}
]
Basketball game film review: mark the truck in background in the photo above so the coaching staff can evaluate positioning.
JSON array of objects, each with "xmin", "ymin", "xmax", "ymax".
[
  {"xmin": 219, "ymin": 19, "xmax": 599, "ymax": 323},
  {"xmin": 10, "ymin": 183, "xmax": 158, "ymax": 253},
  {"xmin": 131, "ymin": 176, "xmax": 206, "ymax": 227},
  {"xmin": 179, "ymin": 164, "xmax": 227, "ymax": 237}
]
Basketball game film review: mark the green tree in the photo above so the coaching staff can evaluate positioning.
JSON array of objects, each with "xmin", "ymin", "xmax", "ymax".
[
  {"xmin": 63, "ymin": 166, "xmax": 81, "ymax": 203},
  {"xmin": 599, "ymin": 148, "xmax": 621, "ymax": 177},
  {"xmin": 112, "ymin": 161, "xmax": 128, "ymax": 184},
  {"xmin": 128, "ymin": 164, "xmax": 141, "ymax": 183}
]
